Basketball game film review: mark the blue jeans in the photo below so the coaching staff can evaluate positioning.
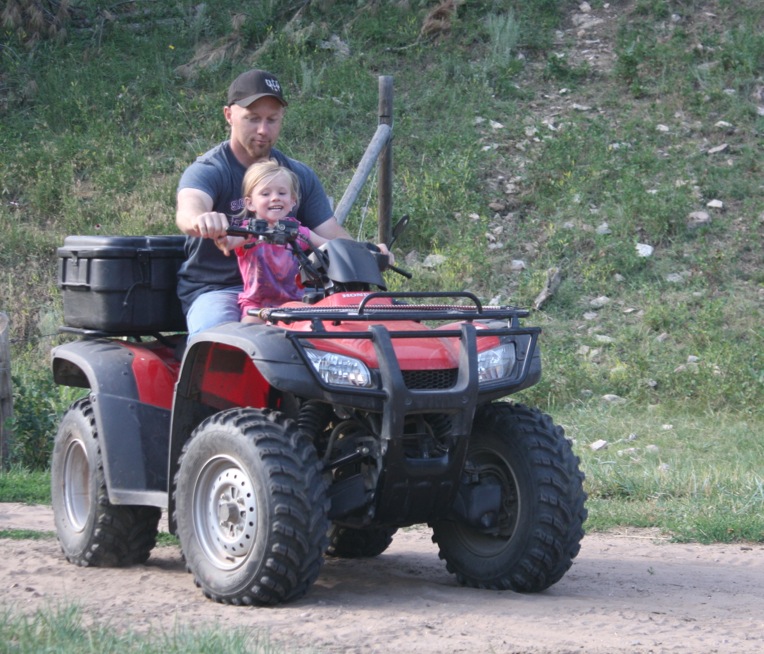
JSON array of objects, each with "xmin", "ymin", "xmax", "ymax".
[{"xmin": 185, "ymin": 286, "xmax": 243, "ymax": 334}]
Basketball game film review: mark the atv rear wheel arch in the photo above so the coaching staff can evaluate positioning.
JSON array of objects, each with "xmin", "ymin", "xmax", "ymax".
[{"xmin": 52, "ymin": 340, "xmax": 174, "ymax": 504}]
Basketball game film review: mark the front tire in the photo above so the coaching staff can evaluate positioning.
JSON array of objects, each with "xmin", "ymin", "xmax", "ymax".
[
  {"xmin": 50, "ymin": 397, "xmax": 160, "ymax": 567},
  {"xmin": 174, "ymin": 408, "xmax": 329, "ymax": 605},
  {"xmin": 431, "ymin": 403, "xmax": 587, "ymax": 592}
]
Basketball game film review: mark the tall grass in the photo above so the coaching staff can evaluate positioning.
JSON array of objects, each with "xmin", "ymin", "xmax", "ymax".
[{"xmin": 0, "ymin": 467, "xmax": 50, "ymax": 504}]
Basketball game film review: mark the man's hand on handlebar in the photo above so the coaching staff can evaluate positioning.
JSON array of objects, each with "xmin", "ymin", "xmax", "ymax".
[
  {"xmin": 365, "ymin": 242, "xmax": 410, "ymax": 278},
  {"xmin": 190, "ymin": 211, "xmax": 241, "ymax": 256},
  {"xmin": 191, "ymin": 211, "xmax": 230, "ymax": 241},
  {"xmin": 374, "ymin": 242, "xmax": 395, "ymax": 265}
]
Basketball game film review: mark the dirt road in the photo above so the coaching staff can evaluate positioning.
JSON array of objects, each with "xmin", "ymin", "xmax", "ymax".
[{"xmin": 1, "ymin": 503, "xmax": 763, "ymax": 653}]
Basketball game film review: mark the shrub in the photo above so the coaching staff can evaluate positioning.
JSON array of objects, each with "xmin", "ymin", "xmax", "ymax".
[{"xmin": 6, "ymin": 368, "xmax": 80, "ymax": 470}]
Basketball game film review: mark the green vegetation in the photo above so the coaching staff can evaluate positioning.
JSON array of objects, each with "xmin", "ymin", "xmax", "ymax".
[
  {"xmin": 0, "ymin": 605, "xmax": 297, "ymax": 654},
  {"xmin": 1, "ymin": 0, "xmax": 762, "ymax": 549},
  {"xmin": 560, "ymin": 404, "xmax": 764, "ymax": 543},
  {"xmin": 0, "ymin": 528, "xmax": 54, "ymax": 540},
  {"xmin": 0, "ymin": 467, "xmax": 50, "ymax": 504}
]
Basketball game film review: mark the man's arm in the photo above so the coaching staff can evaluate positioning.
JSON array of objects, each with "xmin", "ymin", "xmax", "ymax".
[
  {"xmin": 311, "ymin": 216, "xmax": 352, "ymax": 241},
  {"xmin": 176, "ymin": 187, "xmax": 230, "ymax": 240}
]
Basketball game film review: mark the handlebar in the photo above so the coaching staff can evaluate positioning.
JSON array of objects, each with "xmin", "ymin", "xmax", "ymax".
[
  {"xmin": 228, "ymin": 218, "xmax": 412, "ymax": 279},
  {"xmin": 364, "ymin": 243, "xmax": 413, "ymax": 279},
  {"xmin": 226, "ymin": 218, "xmax": 299, "ymax": 247}
]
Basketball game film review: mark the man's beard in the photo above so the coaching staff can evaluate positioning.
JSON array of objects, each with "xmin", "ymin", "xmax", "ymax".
[{"xmin": 245, "ymin": 139, "xmax": 271, "ymax": 162}]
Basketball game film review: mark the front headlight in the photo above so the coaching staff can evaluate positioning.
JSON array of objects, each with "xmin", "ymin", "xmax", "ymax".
[
  {"xmin": 477, "ymin": 343, "xmax": 517, "ymax": 382},
  {"xmin": 305, "ymin": 349, "xmax": 374, "ymax": 388}
]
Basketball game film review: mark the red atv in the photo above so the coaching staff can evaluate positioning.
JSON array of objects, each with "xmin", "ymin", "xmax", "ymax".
[{"xmin": 51, "ymin": 217, "xmax": 587, "ymax": 605}]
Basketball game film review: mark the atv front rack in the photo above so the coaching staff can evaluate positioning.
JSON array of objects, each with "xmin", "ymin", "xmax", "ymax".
[
  {"xmin": 256, "ymin": 290, "xmax": 542, "ymax": 416},
  {"xmin": 260, "ymin": 291, "xmax": 531, "ymax": 328}
]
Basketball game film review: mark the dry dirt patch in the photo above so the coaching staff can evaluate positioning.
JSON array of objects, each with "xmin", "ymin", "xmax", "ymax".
[{"xmin": 1, "ymin": 503, "xmax": 763, "ymax": 653}]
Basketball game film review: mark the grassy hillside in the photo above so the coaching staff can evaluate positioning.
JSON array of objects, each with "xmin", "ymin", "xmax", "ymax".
[{"xmin": 1, "ymin": 0, "xmax": 762, "ymax": 539}]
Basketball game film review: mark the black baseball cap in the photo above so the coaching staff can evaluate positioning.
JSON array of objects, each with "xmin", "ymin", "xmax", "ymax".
[{"xmin": 227, "ymin": 69, "xmax": 288, "ymax": 107}]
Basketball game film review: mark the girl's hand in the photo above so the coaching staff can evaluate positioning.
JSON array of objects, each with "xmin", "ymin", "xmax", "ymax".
[{"xmin": 215, "ymin": 235, "xmax": 246, "ymax": 256}]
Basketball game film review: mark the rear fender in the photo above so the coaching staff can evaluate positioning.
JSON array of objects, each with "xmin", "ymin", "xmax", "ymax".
[{"xmin": 51, "ymin": 339, "xmax": 176, "ymax": 507}]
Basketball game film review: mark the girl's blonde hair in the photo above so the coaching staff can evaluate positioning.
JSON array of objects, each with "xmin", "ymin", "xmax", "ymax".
[{"xmin": 242, "ymin": 160, "xmax": 301, "ymax": 207}]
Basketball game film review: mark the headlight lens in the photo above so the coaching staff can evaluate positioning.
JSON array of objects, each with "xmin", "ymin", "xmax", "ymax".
[
  {"xmin": 477, "ymin": 343, "xmax": 517, "ymax": 382},
  {"xmin": 305, "ymin": 349, "xmax": 373, "ymax": 388}
]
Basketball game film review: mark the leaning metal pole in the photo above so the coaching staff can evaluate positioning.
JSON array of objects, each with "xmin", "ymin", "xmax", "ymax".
[{"xmin": 334, "ymin": 76, "xmax": 393, "ymax": 246}]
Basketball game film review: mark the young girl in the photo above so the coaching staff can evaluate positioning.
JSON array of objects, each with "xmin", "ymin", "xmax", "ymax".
[{"xmin": 217, "ymin": 161, "xmax": 325, "ymax": 322}]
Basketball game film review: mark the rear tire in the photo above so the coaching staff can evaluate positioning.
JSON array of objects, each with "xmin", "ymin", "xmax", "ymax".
[
  {"xmin": 174, "ymin": 408, "xmax": 329, "ymax": 605},
  {"xmin": 50, "ymin": 397, "xmax": 160, "ymax": 567},
  {"xmin": 326, "ymin": 525, "xmax": 398, "ymax": 558},
  {"xmin": 431, "ymin": 403, "xmax": 586, "ymax": 592}
]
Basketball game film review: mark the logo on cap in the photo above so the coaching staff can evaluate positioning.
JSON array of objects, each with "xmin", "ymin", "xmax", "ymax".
[{"xmin": 228, "ymin": 70, "xmax": 288, "ymax": 107}]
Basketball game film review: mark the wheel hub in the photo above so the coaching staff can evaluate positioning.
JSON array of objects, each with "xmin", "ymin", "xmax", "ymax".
[
  {"xmin": 193, "ymin": 458, "xmax": 258, "ymax": 568},
  {"xmin": 217, "ymin": 498, "xmax": 242, "ymax": 528},
  {"xmin": 210, "ymin": 469, "xmax": 256, "ymax": 554},
  {"xmin": 63, "ymin": 438, "xmax": 91, "ymax": 532}
]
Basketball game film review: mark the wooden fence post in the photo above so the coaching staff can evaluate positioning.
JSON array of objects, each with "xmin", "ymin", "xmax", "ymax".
[
  {"xmin": 377, "ymin": 75, "xmax": 394, "ymax": 246},
  {"xmin": 0, "ymin": 312, "xmax": 13, "ymax": 469}
]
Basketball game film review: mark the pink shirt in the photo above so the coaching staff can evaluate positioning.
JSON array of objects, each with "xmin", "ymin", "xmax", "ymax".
[{"xmin": 235, "ymin": 221, "xmax": 310, "ymax": 315}]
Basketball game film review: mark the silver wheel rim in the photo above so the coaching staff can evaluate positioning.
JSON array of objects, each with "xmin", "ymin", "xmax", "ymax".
[
  {"xmin": 63, "ymin": 438, "xmax": 90, "ymax": 532},
  {"xmin": 192, "ymin": 455, "xmax": 258, "ymax": 570}
]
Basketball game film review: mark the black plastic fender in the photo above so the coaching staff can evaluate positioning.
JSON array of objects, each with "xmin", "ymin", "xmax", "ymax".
[
  {"xmin": 51, "ymin": 339, "xmax": 171, "ymax": 507},
  {"xmin": 168, "ymin": 321, "xmax": 317, "ymax": 527}
]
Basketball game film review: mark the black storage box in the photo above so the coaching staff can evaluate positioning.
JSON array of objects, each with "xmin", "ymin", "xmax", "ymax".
[{"xmin": 57, "ymin": 235, "xmax": 187, "ymax": 333}]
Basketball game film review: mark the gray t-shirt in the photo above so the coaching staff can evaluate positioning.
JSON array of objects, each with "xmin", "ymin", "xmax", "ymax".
[{"xmin": 176, "ymin": 142, "xmax": 333, "ymax": 311}]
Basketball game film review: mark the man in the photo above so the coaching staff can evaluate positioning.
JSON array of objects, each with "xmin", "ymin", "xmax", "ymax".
[{"xmin": 176, "ymin": 69, "xmax": 378, "ymax": 333}]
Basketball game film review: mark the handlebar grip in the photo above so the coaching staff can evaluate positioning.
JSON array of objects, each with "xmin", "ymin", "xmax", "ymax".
[
  {"xmin": 388, "ymin": 263, "xmax": 413, "ymax": 279},
  {"xmin": 364, "ymin": 242, "xmax": 412, "ymax": 278}
]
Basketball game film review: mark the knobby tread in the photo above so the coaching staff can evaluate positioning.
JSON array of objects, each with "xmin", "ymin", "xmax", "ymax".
[
  {"xmin": 431, "ymin": 402, "xmax": 587, "ymax": 593},
  {"xmin": 53, "ymin": 398, "xmax": 160, "ymax": 568},
  {"xmin": 326, "ymin": 525, "xmax": 399, "ymax": 559},
  {"xmin": 174, "ymin": 408, "xmax": 329, "ymax": 606}
]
